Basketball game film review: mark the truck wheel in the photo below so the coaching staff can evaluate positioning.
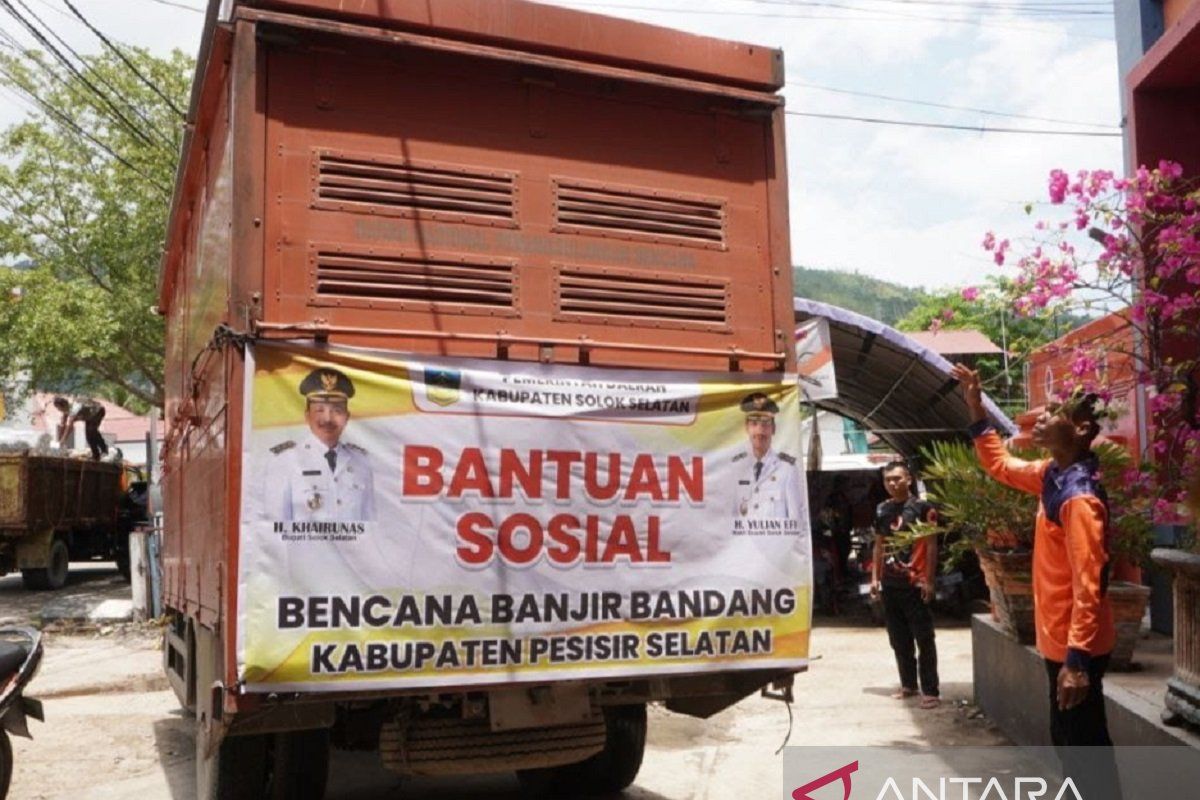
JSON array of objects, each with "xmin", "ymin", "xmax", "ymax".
[
  {"xmin": 0, "ymin": 730, "xmax": 12, "ymax": 800},
  {"xmin": 268, "ymin": 728, "xmax": 330, "ymax": 800},
  {"xmin": 21, "ymin": 539, "xmax": 70, "ymax": 590},
  {"xmin": 196, "ymin": 729, "xmax": 269, "ymax": 800},
  {"xmin": 562, "ymin": 704, "xmax": 648, "ymax": 795}
]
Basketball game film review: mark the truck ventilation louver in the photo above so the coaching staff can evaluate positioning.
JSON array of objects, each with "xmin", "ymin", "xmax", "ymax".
[
  {"xmin": 316, "ymin": 153, "xmax": 516, "ymax": 223},
  {"xmin": 556, "ymin": 267, "xmax": 729, "ymax": 329},
  {"xmin": 554, "ymin": 180, "xmax": 725, "ymax": 247},
  {"xmin": 314, "ymin": 250, "xmax": 515, "ymax": 309}
]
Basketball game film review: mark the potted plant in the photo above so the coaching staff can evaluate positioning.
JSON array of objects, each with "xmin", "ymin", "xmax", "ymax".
[
  {"xmin": 918, "ymin": 439, "xmax": 1037, "ymax": 644},
  {"xmin": 913, "ymin": 439, "xmax": 1154, "ymax": 663}
]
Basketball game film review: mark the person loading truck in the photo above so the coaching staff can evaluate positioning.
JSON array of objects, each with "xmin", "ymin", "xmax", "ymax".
[{"xmin": 53, "ymin": 396, "xmax": 107, "ymax": 460}]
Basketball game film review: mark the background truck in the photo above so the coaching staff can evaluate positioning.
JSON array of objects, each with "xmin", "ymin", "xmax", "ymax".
[
  {"xmin": 160, "ymin": 2, "xmax": 800, "ymax": 797},
  {"xmin": 0, "ymin": 453, "xmax": 136, "ymax": 589}
]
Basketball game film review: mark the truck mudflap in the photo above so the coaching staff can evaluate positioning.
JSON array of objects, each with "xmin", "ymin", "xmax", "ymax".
[{"xmin": 380, "ymin": 711, "xmax": 606, "ymax": 776}]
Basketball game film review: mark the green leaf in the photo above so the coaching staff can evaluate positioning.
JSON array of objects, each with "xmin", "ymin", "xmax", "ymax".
[{"xmin": 0, "ymin": 47, "xmax": 192, "ymax": 409}]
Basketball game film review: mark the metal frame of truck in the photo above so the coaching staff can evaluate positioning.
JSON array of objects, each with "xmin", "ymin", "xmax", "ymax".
[{"xmin": 159, "ymin": 2, "xmax": 800, "ymax": 796}]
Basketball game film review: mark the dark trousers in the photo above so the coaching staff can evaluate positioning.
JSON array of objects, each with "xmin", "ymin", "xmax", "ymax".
[
  {"xmin": 1043, "ymin": 655, "xmax": 1122, "ymax": 800},
  {"xmin": 84, "ymin": 407, "xmax": 107, "ymax": 460},
  {"xmin": 882, "ymin": 585, "xmax": 939, "ymax": 697}
]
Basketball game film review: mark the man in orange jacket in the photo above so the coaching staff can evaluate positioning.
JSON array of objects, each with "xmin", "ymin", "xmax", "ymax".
[{"xmin": 953, "ymin": 364, "xmax": 1120, "ymax": 794}]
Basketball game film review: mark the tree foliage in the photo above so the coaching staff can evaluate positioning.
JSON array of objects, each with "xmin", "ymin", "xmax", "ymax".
[
  {"xmin": 0, "ymin": 45, "xmax": 191, "ymax": 411},
  {"xmin": 793, "ymin": 265, "xmax": 926, "ymax": 326},
  {"xmin": 895, "ymin": 280, "xmax": 1065, "ymax": 411}
]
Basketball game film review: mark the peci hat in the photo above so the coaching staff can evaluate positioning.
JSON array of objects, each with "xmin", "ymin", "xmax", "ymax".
[
  {"xmin": 740, "ymin": 392, "xmax": 779, "ymax": 419},
  {"xmin": 299, "ymin": 367, "xmax": 355, "ymax": 402}
]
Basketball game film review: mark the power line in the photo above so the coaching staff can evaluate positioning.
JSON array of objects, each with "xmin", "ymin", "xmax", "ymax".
[
  {"xmin": 22, "ymin": 0, "xmax": 71, "ymax": 21},
  {"xmin": 0, "ymin": 57, "xmax": 170, "ymax": 190},
  {"xmin": 560, "ymin": 2, "xmax": 1114, "ymax": 38},
  {"xmin": 757, "ymin": 0, "xmax": 1111, "ymax": 14},
  {"xmin": 60, "ymin": 0, "xmax": 185, "ymax": 118},
  {"xmin": 0, "ymin": 10, "xmax": 170, "ymax": 188},
  {"xmin": 790, "ymin": 0, "xmax": 1112, "ymax": 9},
  {"xmin": 784, "ymin": 109, "xmax": 1121, "ymax": 136},
  {"xmin": 11, "ymin": 0, "xmax": 175, "ymax": 148},
  {"xmin": 0, "ymin": 0, "xmax": 162, "ymax": 148},
  {"xmin": 790, "ymin": 80, "xmax": 1118, "ymax": 130},
  {"xmin": 137, "ymin": 0, "xmax": 204, "ymax": 11}
]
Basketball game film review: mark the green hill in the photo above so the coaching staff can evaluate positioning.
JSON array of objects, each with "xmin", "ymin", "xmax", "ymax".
[{"xmin": 792, "ymin": 266, "xmax": 927, "ymax": 327}]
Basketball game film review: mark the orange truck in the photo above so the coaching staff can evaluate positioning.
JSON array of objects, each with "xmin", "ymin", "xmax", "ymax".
[{"xmin": 160, "ymin": 2, "xmax": 808, "ymax": 797}]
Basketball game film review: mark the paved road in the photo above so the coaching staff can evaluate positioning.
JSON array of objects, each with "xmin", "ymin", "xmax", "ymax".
[{"xmin": 7, "ymin": 610, "xmax": 1008, "ymax": 800}]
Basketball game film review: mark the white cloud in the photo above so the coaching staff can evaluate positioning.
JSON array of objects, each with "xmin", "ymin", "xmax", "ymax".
[
  {"xmin": 785, "ymin": 7, "xmax": 1122, "ymax": 288},
  {"xmin": 0, "ymin": 0, "xmax": 1126, "ymax": 292}
]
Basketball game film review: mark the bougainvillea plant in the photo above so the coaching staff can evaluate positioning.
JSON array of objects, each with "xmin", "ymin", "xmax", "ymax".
[{"xmin": 967, "ymin": 162, "xmax": 1200, "ymax": 534}]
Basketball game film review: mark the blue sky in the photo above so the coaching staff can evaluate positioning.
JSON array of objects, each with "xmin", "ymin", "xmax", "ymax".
[{"xmin": 0, "ymin": 0, "xmax": 1125, "ymax": 290}]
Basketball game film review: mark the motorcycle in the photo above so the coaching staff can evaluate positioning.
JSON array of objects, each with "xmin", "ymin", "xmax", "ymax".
[{"xmin": 0, "ymin": 628, "xmax": 44, "ymax": 800}]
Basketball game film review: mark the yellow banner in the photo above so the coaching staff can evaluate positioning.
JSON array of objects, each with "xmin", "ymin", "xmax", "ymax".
[{"xmin": 237, "ymin": 343, "xmax": 812, "ymax": 691}]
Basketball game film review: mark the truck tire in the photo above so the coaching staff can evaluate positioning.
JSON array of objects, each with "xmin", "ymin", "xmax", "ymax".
[
  {"xmin": 0, "ymin": 730, "xmax": 12, "ymax": 800},
  {"xmin": 524, "ymin": 704, "xmax": 647, "ymax": 797},
  {"xmin": 21, "ymin": 538, "xmax": 70, "ymax": 590},
  {"xmin": 573, "ymin": 704, "xmax": 647, "ymax": 793},
  {"xmin": 196, "ymin": 729, "xmax": 269, "ymax": 800},
  {"xmin": 268, "ymin": 728, "xmax": 331, "ymax": 800}
]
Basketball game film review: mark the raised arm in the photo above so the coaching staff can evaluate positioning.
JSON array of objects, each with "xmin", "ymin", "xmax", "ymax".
[
  {"xmin": 1059, "ymin": 495, "xmax": 1110, "ymax": 670},
  {"xmin": 951, "ymin": 363, "xmax": 1046, "ymax": 496}
]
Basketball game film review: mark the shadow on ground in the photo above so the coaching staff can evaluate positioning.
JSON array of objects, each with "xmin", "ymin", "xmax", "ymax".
[
  {"xmin": 153, "ymin": 711, "xmax": 196, "ymax": 800},
  {"xmin": 0, "ymin": 561, "xmax": 126, "ymax": 626}
]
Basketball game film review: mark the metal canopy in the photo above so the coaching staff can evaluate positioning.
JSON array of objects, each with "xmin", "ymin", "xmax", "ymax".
[{"xmin": 794, "ymin": 298, "xmax": 1017, "ymax": 458}]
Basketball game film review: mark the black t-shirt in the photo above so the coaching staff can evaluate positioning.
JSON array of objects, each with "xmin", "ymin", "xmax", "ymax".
[{"xmin": 874, "ymin": 497, "xmax": 936, "ymax": 588}]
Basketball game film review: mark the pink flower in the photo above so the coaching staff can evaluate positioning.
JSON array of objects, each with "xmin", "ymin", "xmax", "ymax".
[
  {"xmin": 961, "ymin": 286, "xmax": 979, "ymax": 302},
  {"xmin": 993, "ymin": 239, "xmax": 1010, "ymax": 267},
  {"xmin": 942, "ymin": 308, "xmax": 956, "ymax": 321},
  {"xmin": 1048, "ymin": 169, "xmax": 1069, "ymax": 204},
  {"xmin": 1158, "ymin": 160, "xmax": 1184, "ymax": 180},
  {"xmin": 982, "ymin": 231, "xmax": 996, "ymax": 251},
  {"xmin": 1149, "ymin": 393, "xmax": 1175, "ymax": 415}
]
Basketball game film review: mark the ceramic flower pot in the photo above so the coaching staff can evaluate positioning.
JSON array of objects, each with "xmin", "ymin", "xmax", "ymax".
[{"xmin": 976, "ymin": 547, "xmax": 1035, "ymax": 645}]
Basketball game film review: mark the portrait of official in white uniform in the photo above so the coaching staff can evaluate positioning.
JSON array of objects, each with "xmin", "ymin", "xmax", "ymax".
[
  {"xmin": 258, "ymin": 367, "xmax": 376, "ymax": 522},
  {"xmin": 732, "ymin": 392, "xmax": 804, "ymax": 520}
]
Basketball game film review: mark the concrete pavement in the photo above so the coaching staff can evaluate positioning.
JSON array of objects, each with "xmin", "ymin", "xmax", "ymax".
[{"xmin": 6, "ymin": 612, "xmax": 1007, "ymax": 800}]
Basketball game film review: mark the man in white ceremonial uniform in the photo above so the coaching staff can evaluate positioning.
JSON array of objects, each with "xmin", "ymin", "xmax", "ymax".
[
  {"xmin": 260, "ymin": 367, "xmax": 376, "ymax": 522},
  {"xmin": 733, "ymin": 392, "xmax": 804, "ymax": 520}
]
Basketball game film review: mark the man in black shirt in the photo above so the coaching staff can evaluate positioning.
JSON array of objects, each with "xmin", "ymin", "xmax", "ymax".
[{"xmin": 870, "ymin": 460, "xmax": 940, "ymax": 708}]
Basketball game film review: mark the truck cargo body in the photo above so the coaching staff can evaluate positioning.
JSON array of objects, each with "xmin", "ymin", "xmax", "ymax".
[
  {"xmin": 0, "ymin": 455, "xmax": 126, "ymax": 589},
  {"xmin": 160, "ymin": 1, "xmax": 803, "ymax": 795}
]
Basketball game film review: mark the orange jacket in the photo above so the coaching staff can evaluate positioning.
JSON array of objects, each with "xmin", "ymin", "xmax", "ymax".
[{"xmin": 970, "ymin": 425, "xmax": 1115, "ymax": 667}]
